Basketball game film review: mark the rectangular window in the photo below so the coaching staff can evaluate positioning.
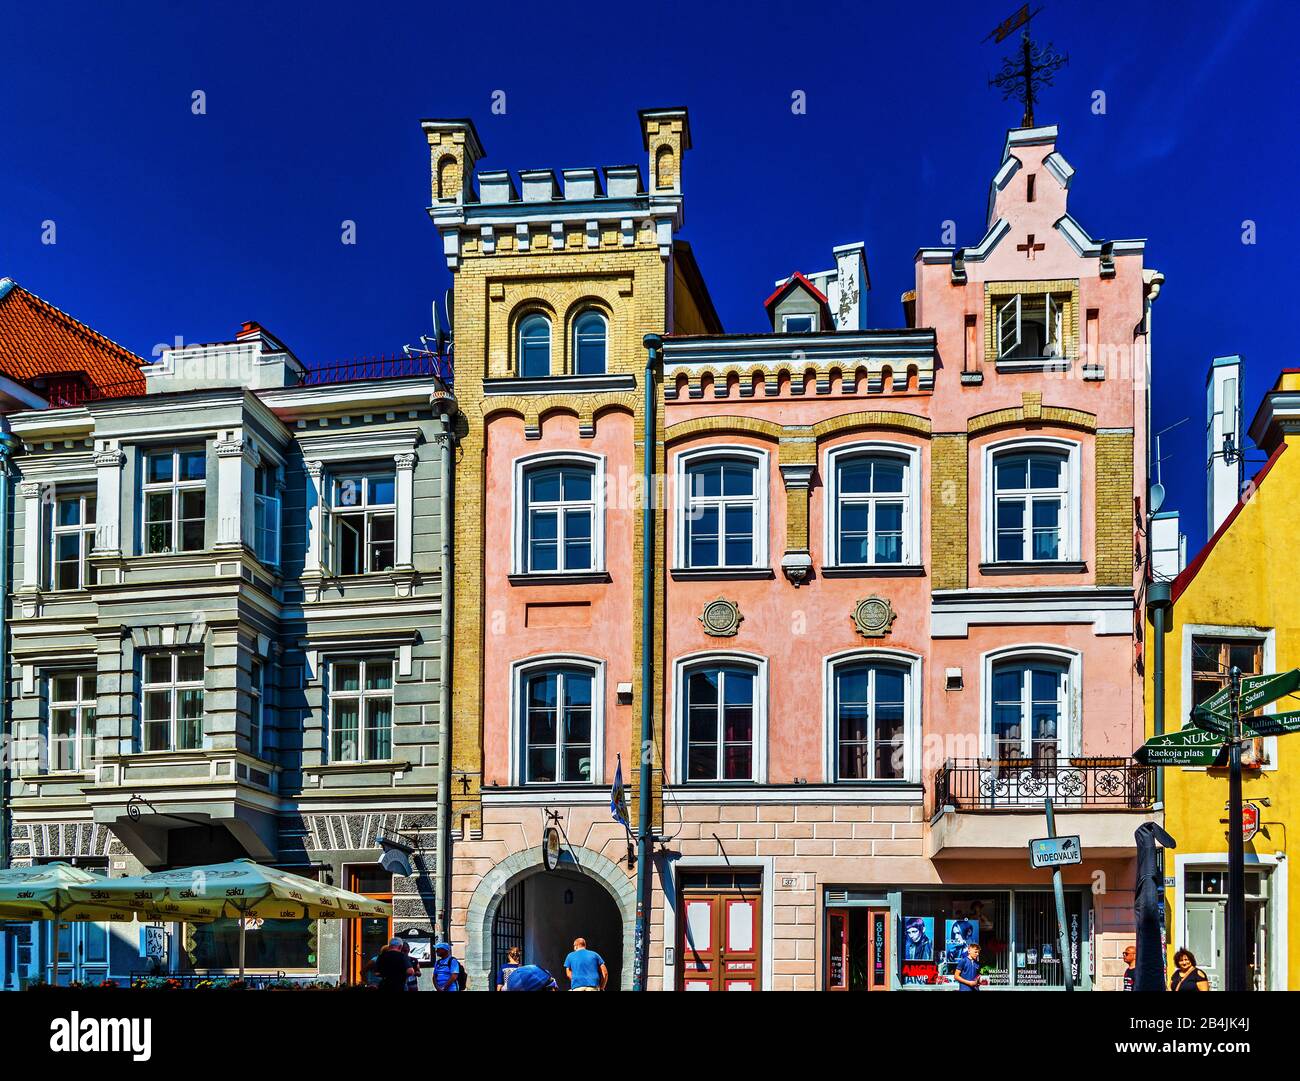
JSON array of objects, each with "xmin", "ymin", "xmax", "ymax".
[
  {"xmin": 250, "ymin": 657, "xmax": 264, "ymax": 758},
  {"xmin": 47, "ymin": 671, "xmax": 96, "ymax": 772},
  {"xmin": 141, "ymin": 651, "xmax": 205, "ymax": 752},
  {"xmin": 996, "ymin": 292, "xmax": 1066, "ymax": 361},
  {"xmin": 329, "ymin": 658, "xmax": 393, "ymax": 762},
  {"xmin": 835, "ymin": 455, "xmax": 909, "ymax": 565},
  {"xmin": 50, "ymin": 493, "xmax": 97, "ymax": 590},
  {"xmin": 143, "ymin": 449, "xmax": 207, "ymax": 554},
  {"xmin": 254, "ymin": 466, "xmax": 281, "ymax": 567},
  {"xmin": 1191, "ymin": 636, "xmax": 1267, "ymax": 767},
  {"xmin": 523, "ymin": 465, "xmax": 595, "ymax": 573},
  {"xmin": 685, "ymin": 665, "xmax": 755, "ymax": 782},
  {"xmin": 522, "ymin": 667, "xmax": 593, "ymax": 783},
  {"xmin": 684, "ymin": 458, "xmax": 760, "ymax": 569},
  {"xmin": 332, "ymin": 472, "xmax": 395, "ymax": 575},
  {"xmin": 993, "ymin": 451, "xmax": 1068, "ymax": 562},
  {"xmin": 835, "ymin": 663, "xmax": 907, "ymax": 781}
]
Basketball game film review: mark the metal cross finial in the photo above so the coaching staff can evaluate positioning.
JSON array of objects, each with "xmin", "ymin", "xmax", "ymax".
[{"xmin": 986, "ymin": 6, "xmax": 1069, "ymax": 128}]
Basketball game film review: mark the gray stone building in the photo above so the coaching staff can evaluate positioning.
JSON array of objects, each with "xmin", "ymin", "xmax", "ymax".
[{"xmin": 1, "ymin": 322, "xmax": 453, "ymax": 986}]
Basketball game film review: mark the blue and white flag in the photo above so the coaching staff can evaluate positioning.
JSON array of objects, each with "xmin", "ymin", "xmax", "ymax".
[{"xmin": 610, "ymin": 755, "xmax": 630, "ymax": 833}]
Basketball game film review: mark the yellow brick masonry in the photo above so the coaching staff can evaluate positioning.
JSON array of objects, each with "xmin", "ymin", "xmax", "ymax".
[
  {"xmin": 1095, "ymin": 430, "xmax": 1135, "ymax": 586},
  {"xmin": 930, "ymin": 434, "xmax": 969, "ymax": 590}
]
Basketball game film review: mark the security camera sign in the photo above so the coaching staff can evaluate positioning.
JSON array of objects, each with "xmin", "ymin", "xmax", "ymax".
[{"xmin": 1029, "ymin": 835, "xmax": 1083, "ymax": 868}]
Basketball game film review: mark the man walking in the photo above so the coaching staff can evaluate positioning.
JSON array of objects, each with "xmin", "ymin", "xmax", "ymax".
[
  {"xmin": 432, "ymin": 941, "xmax": 464, "ymax": 992},
  {"xmin": 563, "ymin": 937, "xmax": 608, "ymax": 991},
  {"xmin": 953, "ymin": 941, "xmax": 982, "ymax": 991}
]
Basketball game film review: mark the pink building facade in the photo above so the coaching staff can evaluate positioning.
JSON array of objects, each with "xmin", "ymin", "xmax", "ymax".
[{"xmin": 655, "ymin": 126, "xmax": 1161, "ymax": 990}]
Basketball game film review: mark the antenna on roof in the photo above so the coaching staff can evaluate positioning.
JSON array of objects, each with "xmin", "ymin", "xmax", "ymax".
[{"xmin": 985, "ymin": 4, "xmax": 1068, "ymax": 128}]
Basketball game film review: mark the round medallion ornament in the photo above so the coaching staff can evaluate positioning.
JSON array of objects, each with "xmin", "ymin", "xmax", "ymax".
[
  {"xmin": 543, "ymin": 827, "xmax": 562, "ymax": 872},
  {"xmin": 699, "ymin": 597, "xmax": 743, "ymax": 637},
  {"xmin": 851, "ymin": 596, "xmax": 897, "ymax": 638}
]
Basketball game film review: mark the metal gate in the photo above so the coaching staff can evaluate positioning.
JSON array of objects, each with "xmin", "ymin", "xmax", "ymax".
[{"xmin": 491, "ymin": 880, "xmax": 525, "ymax": 990}]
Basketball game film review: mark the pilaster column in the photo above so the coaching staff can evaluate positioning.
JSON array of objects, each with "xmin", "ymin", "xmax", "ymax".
[
  {"xmin": 304, "ymin": 461, "xmax": 326, "ymax": 576},
  {"xmin": 779, "ymin": 463, "xmax": 814, "ymax": 586},
  {"xmin": 215, "ymin": 433, "xmax": 259, "ymax": 549},
  {"xmin": 17, "ymin": 481, "xmax": 44, "ymax": 590},
  {"xmin": 394, "ymin": 452, "xmax": 417, "ymax": 568},
  {"xmin": 92, "ymin": 445, "xmax": 126, "ymax": 556}
]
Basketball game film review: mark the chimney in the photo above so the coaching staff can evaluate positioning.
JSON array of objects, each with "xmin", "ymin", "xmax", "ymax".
[
  {"xmin": 639, "ymin": 108, "xmax": 691, "ymax": 195},
  {"xmin": 1206, "ymin": 355, "xmax": 1243, "ymax": 536},
  {"xmin": 1149, "ymin": 511, "xmax": 1186, "ymax": 581},
  {"xmin": 422, "ymin": 118, "xmax": 486, "ymax": 205},
  {"xmin": 830, "ymin": 243, "xmax": 870, "ymax": 330}
]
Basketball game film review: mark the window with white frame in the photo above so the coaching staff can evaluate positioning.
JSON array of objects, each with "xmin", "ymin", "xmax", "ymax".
[
  {"xmin": 47, "ymin": 671, "xmax": 96, "ymax": 772},
  {"xmin": 519, "ymin": 664, "xmax": 594, "ymax": 784},
  {"xmin": 989, "ymin": 659, "xmax": 1068, "ymax": 762},
  {"xmin": 142, "ymin": 651, "xmax": 204, "ymax": 752},
  {"xmin": 573, "ymin": 311, "xmax": 607, "ymax": 375},
  {"xmin": 143, "ymin": 449, "xmax": 206, "ymax": 554},
  {"xmin": 253, "ymin": 465, "xmax": 280, "ymax": 567},
  {"xmin": 995, "ymin": 291, "xmax": 1067, "ymax": 361},
  {"xmin": 332, "ymin": 471, "xmax": 395, "ymax": 575},
  {"xmin": 988, "ymin": 444, "xmax": 1076, "ymax": 563},
  {"xmin": 329, "ymin": 657, "xmax": 393, "ymax": 763},
  {"xmin": 682, "ymin": 662, "xmax": 757, "ymax": 782},
  {"xmin": 783, "ymin": 312, "xmax": 818, "ymax": 333},
  {"xmin": 518, "ymin": 313, "xmax": 552, "ymax": 378},
  {"xmin": 50, "ymin": 492, "xmax": 97, "ymax": 590},
  {"xmin": 830, "ymin": 447, "xmax": 918, "ymax": 566},
  {"xmin": 249, "ymin": 656, "xmax": 265, "ymax": 758},
  {"xmin": 832, "ymin": 660, "xmax": 909, "ymax": 781},
  {"xmin": 679, "ymin": 451, "xmax": 765, "ymax": 570},
  {"xmin": 520, "ymin": 461, "xmax": 596, "ymax": 573}
]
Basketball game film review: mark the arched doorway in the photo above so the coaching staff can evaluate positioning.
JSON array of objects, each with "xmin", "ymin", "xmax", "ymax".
[
  {"xmin": 492, "ymin": 868, "xmax": 623, "ymax": 989},
  {"xmin": 467, "ymin": 844, "xmax": 635, "ymax": 990}
]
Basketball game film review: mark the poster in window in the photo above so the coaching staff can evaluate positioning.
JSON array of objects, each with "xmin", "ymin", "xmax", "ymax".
[
  {"xmin": 944, "ymin": 918, "xmax": 978, "ymax": 963},
  {"xmin": 902, "ymin": 917, "xmax": 934, "ymax": 961},
  {"xmin": 951, "ymin": 898, "xmax": 996, "ymax": 935}
]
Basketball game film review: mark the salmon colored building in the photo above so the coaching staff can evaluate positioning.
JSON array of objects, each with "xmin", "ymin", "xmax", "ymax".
[{"xmin": 428, "ymin": 112, "xmax": 1164, "ymax": 990}]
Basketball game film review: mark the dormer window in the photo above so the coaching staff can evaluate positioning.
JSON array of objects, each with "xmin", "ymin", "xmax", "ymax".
[{"xmin": 782, "ymin": 313, "xmax": 818, "ymax": 334}]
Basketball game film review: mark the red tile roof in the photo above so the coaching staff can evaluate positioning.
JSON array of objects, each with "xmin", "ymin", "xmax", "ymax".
[
  {"xmin": 0, "ymin": 278, "xmax": 146, "ymax": 400},
  {"xmin": 763, "ymin": 271, "xmax": 835, "ymax": 330}
]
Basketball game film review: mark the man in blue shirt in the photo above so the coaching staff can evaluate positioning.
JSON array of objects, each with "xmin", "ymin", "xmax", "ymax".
[
  {"xmin": 954, "ymin": 942, "xmax": 982, "ymax": 991},
  {"xmin": 432, "ymin": 942, "xmax": 463, "ymax": 991},
  {"xmin": 563, "ymin": 937, "xmax": 608, "ymax": 991}
]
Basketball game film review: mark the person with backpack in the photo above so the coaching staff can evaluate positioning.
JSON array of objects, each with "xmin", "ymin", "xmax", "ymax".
[{"xmin": 432, "ymin": 942, "xmax": 466, "ymax": 991}]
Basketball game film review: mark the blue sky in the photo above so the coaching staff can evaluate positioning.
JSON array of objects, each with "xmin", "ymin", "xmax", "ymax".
[{"xmin": 1, "ymin": 0, "xmax": 1295, "ymax": 552}]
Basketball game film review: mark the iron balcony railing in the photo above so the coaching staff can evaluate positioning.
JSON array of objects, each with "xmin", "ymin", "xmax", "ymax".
[
  {"xmin": 933, "ymin": 757, "xmax": 1155, "ymax": 811},
  {"xmin": 299, "ymin": 352, "xmax": 453, "ymax": 388}
]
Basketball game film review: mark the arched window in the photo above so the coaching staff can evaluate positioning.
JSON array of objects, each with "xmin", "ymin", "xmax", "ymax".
[
  {"xmin": 521, "ymin": 461, "xmax": 596, "ymax": 573},
  {"xmin": 436, "ymin": 155, "xmax": 459, "ymax": 202},
  {"xmin": 678, "ymin": 450, "xmax": 767, "ymax": 570},
  {"xmin": 683, "ymin": 662, "xmax": 756, "ymax": 782},
  {"xmin": 518, "ymin": 313, "xmax": 551, "ymax": 378},
  {"xmin": 520, "ymin": 664, "xmax": 595, "ymax": 784},
  {"xmin": 573, "ymin": 311, "xmax": 607, "ymax": 375},
  {"xmin": 655, "ymin": 145, "xmax": 676, "ymax": 190},
  {"xmin": 832, "ymin": 660, "xmax": 909, "ymax": 781},
  {"xmin": 990, "ymin": 658, "xmax": 1068, "ymax": 762}
]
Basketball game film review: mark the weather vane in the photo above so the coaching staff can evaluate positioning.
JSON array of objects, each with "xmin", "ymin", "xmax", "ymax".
[{"xmin": 986, "ymin": 4, "xmax": 1068, "ymax": 128}]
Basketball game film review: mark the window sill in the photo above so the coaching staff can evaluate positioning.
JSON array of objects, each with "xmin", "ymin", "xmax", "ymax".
[
  {"xmin": 305, "ymin": 759, "xmax": 411, "ymax": 776},
  {"xmin": 821, "ymin": 564, "xmax": 926, "ymax": 578},
  {"xmin": 508, "ymin": 571, "xmax": 611, "ymax": 586},
  {"xmin": 979, "ymin": 561, "xmax": 1086, "ymax": 575},
  {"xmin": 670, "ymin": 567, "xmax": 775, "ymax": 582},
  {"xmin": 994, "ymin": 356, "xmax": 1074, "ymax": 373},
  {"xmin": 484, "ymin": 373, "xmax": 637, "ymax": 395}
]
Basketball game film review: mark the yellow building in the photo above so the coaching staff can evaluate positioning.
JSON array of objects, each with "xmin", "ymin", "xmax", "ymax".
[{"xmin": 1146, "ymin": 363, "xmax": 1300, "ymax": 990}]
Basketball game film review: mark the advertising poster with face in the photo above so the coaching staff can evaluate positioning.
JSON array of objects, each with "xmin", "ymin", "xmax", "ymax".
[{"xmin": 944, "ymin": 917, "xmax": 979, "ymax": 963}]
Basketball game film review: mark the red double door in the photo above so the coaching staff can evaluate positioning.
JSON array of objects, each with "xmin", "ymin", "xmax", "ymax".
[{"xmin": 679, "ymin": 888, "xmax": 762, "ymax": 991}]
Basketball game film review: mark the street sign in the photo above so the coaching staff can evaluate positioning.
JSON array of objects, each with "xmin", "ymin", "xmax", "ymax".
[
  {"xmin": 1136, "ymin": 727, "xmax": 1227, "ymax": 767},
  {"xmin": 542, "ymin": 826, "xmax": 562, "ymax": 871},
  {"xmin": 1190, "ymin": 707, "xmax": 1231, "ymax": 736},
  {"xmin": 1241, "ymin": 709, "xmax": 1300, "ymax": 737},
  {"xmin": 1029, "ymin": 835, "xmax": 1082, "ymax": 868},
  {"xmin": 1200, "ymin": 668, "xmax": 1300, "ymax": 717}
]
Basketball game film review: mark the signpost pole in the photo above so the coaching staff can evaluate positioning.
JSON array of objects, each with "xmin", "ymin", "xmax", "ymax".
[
  {"xmin": 1226, "ymin": 666, "xmax": 1248, "ymax": 992},
  {"xmin": 1043, "ymin": 798, "xmax": 1074, "ymax": 992}
]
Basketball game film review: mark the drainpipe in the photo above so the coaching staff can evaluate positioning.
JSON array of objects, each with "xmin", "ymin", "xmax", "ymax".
[
  {"xmin": 633, "ymin": 334, "xmax": 661, "ymax": 992},
  {"xmin": 432, "ymin": 390, "xmax": 457, "ymax": 942},
  {"xmin": 1146, "ymin": 579, "xmax": 1171, "ymax": 806},
  {"xmin": 0, "ymin": 426, "xmax": 18, "ymax": 870}
]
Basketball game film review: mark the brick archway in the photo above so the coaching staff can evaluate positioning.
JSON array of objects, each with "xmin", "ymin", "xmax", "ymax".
[{"xmin": 464, "ymin": 844, "xmax": 636, "ymax": 990}]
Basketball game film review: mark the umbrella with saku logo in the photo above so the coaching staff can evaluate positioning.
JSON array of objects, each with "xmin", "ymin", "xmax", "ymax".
[
  {"xmin": 94, "ymin": 858, "xmax": 391, "ymax": 978},
  {"xmin": 0, "ymin": 863, "xmax": 141, "ymax": 984}
]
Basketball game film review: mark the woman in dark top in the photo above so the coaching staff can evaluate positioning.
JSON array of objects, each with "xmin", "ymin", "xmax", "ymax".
[{"xmin": 1170, "ymin": 948, "xmax": 1211, "ymax": 991}]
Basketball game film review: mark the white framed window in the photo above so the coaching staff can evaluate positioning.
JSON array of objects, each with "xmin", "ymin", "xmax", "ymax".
[
  {"xmin": 249, "ymin": 656, "xmax": 265, "ymax": 758},
  {"xmin": 511, "ymin": 656, "xmax": 604, "ymax": 785},
  {"xmin": 980, "ymin": 646, "xmax": 1080, "ymax": 762},
  {"xmin": 995, "ymin": 291, "xmax": 1066, "ymax": 361},
  {"xmin": 141, "ymin": 650, "xmax": 205, "ymax": 752},
  {"xmin": 573, "ymin": 310, "xmax": 607, "ymax": 375},
  {"xmin": 982, "ymin": 438, "xmax": 1081, "ymax": 564},
  {"xmin": 328, "ymin": 656, "xmax": 393, "ymax": 763},
  {"xmin": 782, "ymin": 313, "xmax": 818, "ymax": 333},
  {"xmin": 518, "ymin": 312, "xmax": 552, "ymax": 378},
  {"xmin": 331, "ymin": 471, "xmax": 395, "ymax": 575},
  {"xmin": 1180, "ymin": 624, "xmax": 1278, "ymax": 773},
  {"xmin": 50, "ymin": 492, "xmax": 97, "ymax": 590},
  {"xmin": 823, "ymin": 649, "xmax": 922, "ymax": 784},
  {"xmin": 143, "ymin": 448, "xmax": 206, "ymax": 554},
  {"xmin": 46, "ymin": 670, "xmax": 96, "ymax": 772},
  {"xmin": 825, "ymin": 443, "xmax": 921, "ymax": 567},
  {"xmin": 672, "ymin": 651, "xmax": 767, "ymax": 784},
  {"xmin": 253, "ymin": 466, "xmax": 280, "ymax": 567},
  {"xmin": 675, "ymin": 447, "xmax": 769, "ymax": 571},
  {"xmin": 513, "ymin": 453, "xmax": 603, "ymax": 575}
]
